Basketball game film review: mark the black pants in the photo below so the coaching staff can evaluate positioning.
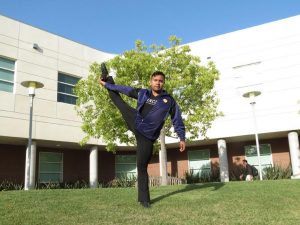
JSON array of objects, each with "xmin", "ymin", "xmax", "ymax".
[{"xmin": 106, "ymin": 77, "xmax": 154, "ymax": 203}]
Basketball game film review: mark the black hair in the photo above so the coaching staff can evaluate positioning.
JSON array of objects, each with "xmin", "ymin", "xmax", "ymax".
[{"xmin": 151, "ymin": 71, "xmax": 165, "ymax": 79}]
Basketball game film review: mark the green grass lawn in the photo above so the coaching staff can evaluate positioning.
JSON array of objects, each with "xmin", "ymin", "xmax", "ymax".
[{"xmin": 1, "ymin": 180, "xmax": 299, "ymax": 225}]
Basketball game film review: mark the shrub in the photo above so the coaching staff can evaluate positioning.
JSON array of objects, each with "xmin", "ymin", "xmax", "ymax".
[
  {"xmin": 0, "ymin": 180, "xmax": 23, "ymax": 191},
  {"xmin": 0, "ymin": 180, "xmax": 93, "ymax": 191},
  {"xmin": 62, "ymin": 180, "xmax": 90, "ymax": 189},
  {"xmin": 37, "ymin": 180, "xmax": 90, "ymax": 189},
  {"xmin": 185, "ymin": 170, "xmax": 199, "ymax": 184},
  {"xmin": 263, "ymin": 164, "xmax": 292, "ymax": 180},
  {"xmin": 38, "ymin": 182, "xmax": 61, "ymax": 189},
  {"xmin": 106, "ymin": 176, "xmax": 137, "ymax": 188},
  {"xmin": 229, "ymin": 166, "xmax": 244, "ymax": 181},
  {"xmin": 185, "ymin": 168, "xmax": 220, "ymax": 184}
]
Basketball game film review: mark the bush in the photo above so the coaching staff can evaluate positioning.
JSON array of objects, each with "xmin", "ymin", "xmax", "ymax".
[
  {"xmin": 106, "ymin": 176, "xmax": 137, "ymax": 188},
  {"xmin": 185, "ymin": 168, "xmax": 220, "ymax": 184},
  {"xmin": 263, "ymin": 164, "xmax": 292, "ymax": 180},
  {"xmin": 0, "ymin": 180, "xmax": 93, "ymax": 191},
  {"xmin": 37, "ymin": 180, "xmax": 90, "ymax": 189},
  {"xmin": 229, "ymin": 166, "xmax": 244, "ymax": 181},
  {"xmin": 0, "ymin": 180, "xmax": 23, "ymax": 191},
  {"xmin": 229, "ymin": 164, "xmax": 292, "ymax": 181}
]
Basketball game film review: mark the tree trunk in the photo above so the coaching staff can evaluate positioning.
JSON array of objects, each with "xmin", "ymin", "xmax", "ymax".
[{"xmin": 159, "ymin": 127, "xmax": 168, "ymax": 185}]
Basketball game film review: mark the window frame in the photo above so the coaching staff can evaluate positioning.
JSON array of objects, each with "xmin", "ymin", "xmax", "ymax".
[
  {"xmin": 115, "ymin": 155, "xmax": 137, "ymax": 179},
  {"xmin": 38, "ymin": 152, "xmax": 63, "ymax": 183},
  {"xmin": 244, "ymin": 144, "xmax": 273, "ymax": 171},
  {"xmin": 57, "ymin": 72, "xmax": 80, "ymax": 105},
  {"xmin": 187, "ymin": 149, "xmax": 211, "ymax": 177},
  {"xmin": 0, "ymin": 56, "xmax": 15, "ymax": 93}
]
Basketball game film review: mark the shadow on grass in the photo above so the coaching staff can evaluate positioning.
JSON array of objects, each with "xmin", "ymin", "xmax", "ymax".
[{"xmin": 151, "ymin": 182, "xmax": 225, "ymax": 205}]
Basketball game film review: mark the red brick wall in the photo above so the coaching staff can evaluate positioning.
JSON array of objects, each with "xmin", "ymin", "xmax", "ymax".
[
  {"xmin": 226, "ymin": 142, "xmax": 246, "ymax": 168},
  {"xmin": 148, "ymin": 153, "xmax": 160, "ymax": 176},
  {"xmin": 147, "ymin": 150, "xmax": 189, "ymax": 178},
  {"xmin": 148, "ymin": 144, "xmax": 220, "ymax": 179},
  {"xmin": 148, "ymin": 137, "xmax": 292, "ymax": 179},
  {"xmin": 0, "ymin": 137, "xmax": 292, "ymax": 184},
  {"xmin": 227, "ymin": 138, "xmax": 291, "ymax": 168},
  {"xmin": 0, "ymin": 144, "xmax": 117, "ymax": 184},
  {"xmin": 266, "ymin": 138, "xmax": 291, "ymax": 168},
  {"xmin": 99, "ymin": 151, "xmax": 115, "ymax": 183},
  {"xmin": 167, "ymin": 149, "xmax": 189, "ymax": 178},
  {"xmin": 37, "ymin": 148, "xmax": 117, "ymax": 184},
  {"xmin": 0, "ymin": 144, "xmax": 25, "ymax": 183},
  {"xmin": 35, "ymin": 148, "xmax": 89, "ymax": 183},
  {"xmin": 62, "ymin": 149, "xmax": 89, "ymax": 182}
]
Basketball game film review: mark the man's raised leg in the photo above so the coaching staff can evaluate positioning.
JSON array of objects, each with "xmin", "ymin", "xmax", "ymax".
[{"xmin": 104, "ymin": 76, "xmax": 136, "ymax": 132}]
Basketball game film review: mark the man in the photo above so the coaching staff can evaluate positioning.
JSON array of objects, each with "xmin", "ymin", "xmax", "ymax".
[
  {"xmin": 240, "ymin": 159, "xmax": 253, "ymax": 181},
  {"xmin": 98, "ymin": 63, "xmax": 186, "ymax": 208}
]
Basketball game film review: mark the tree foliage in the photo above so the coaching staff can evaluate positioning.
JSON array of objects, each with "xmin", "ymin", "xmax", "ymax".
[{"xmin": 75, "ymin": 36, "xmax": 221, "ymax": 152}]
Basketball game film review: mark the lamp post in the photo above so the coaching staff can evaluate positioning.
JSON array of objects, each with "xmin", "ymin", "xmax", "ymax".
[
  {"xmin": 21, "ymin": 81, "xmax": 44, "ymax": 190},
  {"xmin": 243, "ymin": 91, "xmax": 263, "ymax": 180}
]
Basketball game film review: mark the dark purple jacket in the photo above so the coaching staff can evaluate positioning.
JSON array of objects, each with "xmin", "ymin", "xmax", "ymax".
[{"xmin": 105, "ymin": 82, "xmax": 186, "ymax": 141}]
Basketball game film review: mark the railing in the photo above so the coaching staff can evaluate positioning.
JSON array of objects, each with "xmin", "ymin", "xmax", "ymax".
[{"xmin": 148, "ymin": 176, "xmax": 186, "ymax": 187}]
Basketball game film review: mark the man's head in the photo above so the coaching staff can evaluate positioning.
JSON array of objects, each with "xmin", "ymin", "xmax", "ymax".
[{"xmin": 150, "ymin": 71, "xmax": 165, "ymax": 94}]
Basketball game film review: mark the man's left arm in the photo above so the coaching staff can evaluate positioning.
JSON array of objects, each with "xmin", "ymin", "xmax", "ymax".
[
  {"xmin": 247, "ymin": 164, "xmax": 253, "ymax": 176},
  {"xmin": 170, "ymin": 100, "xmax": 186, "ymax": 152}
]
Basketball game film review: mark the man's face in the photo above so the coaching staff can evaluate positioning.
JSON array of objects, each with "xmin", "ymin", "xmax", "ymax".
[{"xmin": 150, "ymin": 75, "xmax": 164, "ymax": 92}]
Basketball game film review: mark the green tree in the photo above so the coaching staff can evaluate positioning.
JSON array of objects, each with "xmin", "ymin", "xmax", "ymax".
[{"xmin": 75, "ymin": 36, "xmax": 221, "ymax": 152}]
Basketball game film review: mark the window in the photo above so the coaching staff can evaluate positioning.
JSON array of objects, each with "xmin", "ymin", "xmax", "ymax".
[
  {"xmin": 0, "ymin": 56, "xmax": 15, "ymax": 93},
  {"xmin": 188, "ymin": 149, "xmax": 211, "ymax": 177},
  {"xmin": 115, "ymin": 155, "xmax": 137, "ymax": 179},
  {"xmin": 245, "ymin": 144, "xmax": 272, "ymax": 171},
  {"xmin": 57, "ymin": 73, "xmax": 80, "ymax": 104},
  {"xmin": 39, "ymin": 152, "xmax": 63, "ymax": 183}
]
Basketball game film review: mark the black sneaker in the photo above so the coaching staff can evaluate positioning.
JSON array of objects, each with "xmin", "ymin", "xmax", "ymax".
[
  {"xmin": 100, "ymin": 63, "xmax": 109, "ymax": 81},
  {"xmin": 140, "ymin": 201, "xmax": 151, "ymax": 208}
]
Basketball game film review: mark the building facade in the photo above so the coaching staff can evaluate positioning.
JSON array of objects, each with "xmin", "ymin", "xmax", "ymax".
[{"xmin": 0, "ymin": 15, "xmax": 299, "ymax": 187}]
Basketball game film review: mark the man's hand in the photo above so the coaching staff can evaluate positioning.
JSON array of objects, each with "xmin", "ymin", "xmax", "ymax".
[
  {"xmin": 98, "ymin": 78, "xmax": 105, "ymax": 86},
  {"xmin": 179, "ymin": 141, "xmax": 186, "ymax": 152},
  {"xmin": 250, "ymin": 175, "xmax": 253, "ymax": 181}
]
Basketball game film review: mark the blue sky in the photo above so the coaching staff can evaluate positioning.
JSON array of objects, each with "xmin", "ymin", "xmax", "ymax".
[{"xmin": 1, "ymin": 0, "xmax": 300, "ymax": 54}]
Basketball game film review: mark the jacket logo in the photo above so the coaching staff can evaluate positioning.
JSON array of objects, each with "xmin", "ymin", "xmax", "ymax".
[
  {"xmin": 146, "ymin": 98, "xmax": 157, "ymax": 105},
  {"xmin": 163, "ymin": 99, "xmax": 168, "ymax": 103}
]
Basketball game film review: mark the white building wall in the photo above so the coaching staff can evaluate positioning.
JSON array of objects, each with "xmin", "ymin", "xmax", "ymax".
[
  {"xmin": 188, "ymin": 15, "xmax": 300, "ymax": 140},
  {"xmin": 0, "ymin": 15, "xmax": 114, "ymax": 146},
  {"xmin": 1, "ymin": 14, "xmax": 299, "ymax": 147}
]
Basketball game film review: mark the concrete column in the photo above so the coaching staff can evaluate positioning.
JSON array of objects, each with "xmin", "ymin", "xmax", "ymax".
[
  {"xmin": 24, "ymin": 141, "xmax": 37, "ymax": 190},
  {"xmin": 288, "ymin": 132, "xmax": 300, "ymax": 179},
  {"xmin": 29, "ymin": 141, "xmax": 37, "ymax": 189},
  {"xmin": 159, "ymin": 127, "xmax": 168, "ymax": 185},
  {"xmin": 217, "ymin": 139, "xmax": 229, "ymax": 182},
  {"xmin": 89, "ymin": 146, "xmax": 98, "ymax": 188}
]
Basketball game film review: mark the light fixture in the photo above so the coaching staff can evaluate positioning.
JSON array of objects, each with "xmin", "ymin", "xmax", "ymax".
[
  {"xmin": 242, "ymin": 90, "xmax": 263, "ymax": 181},
  {"xmin": 21, "ymin": 80, "xmax": 44, "ymax": 190},
  {"xmin": 33, "ymin": 43, "xmax": 39, "ymax": 50},
  {"xmin": 21, "ymin": 81, "xmax": 44, "ymax": 95},
  {"xmin": 243, "ymin": 91, "xmax": 261, "ymax": 104}
]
